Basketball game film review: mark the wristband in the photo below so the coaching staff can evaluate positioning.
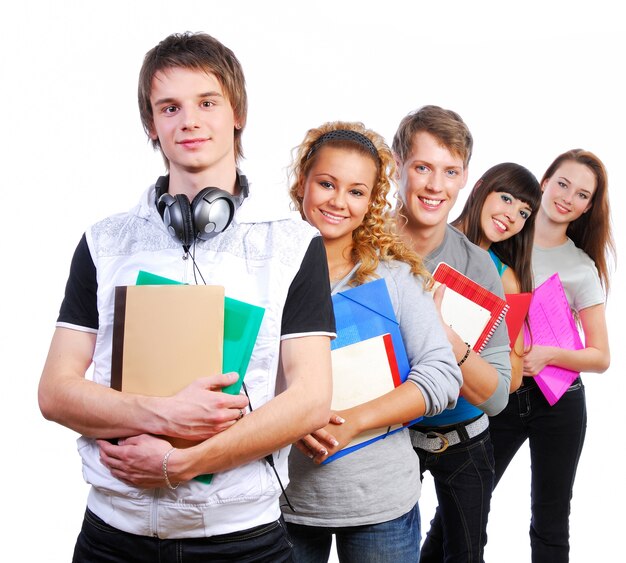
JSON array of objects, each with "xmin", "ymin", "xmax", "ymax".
[
  {"xmin": 457, "ymin": 342, "xmax": 472, "ymax": 367},
  {"xmin": 162, "ymin": 447, "xmax": 180, "ymax": 490}
]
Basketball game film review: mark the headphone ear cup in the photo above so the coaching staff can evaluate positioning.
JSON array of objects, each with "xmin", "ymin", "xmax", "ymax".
[
  {"xmin": 191, "ymin": 188, "xmax": 237, "ymax": 240},
  {"xmin": 158, "ymin": 193, "xmax": 195, "ymax": 248}
]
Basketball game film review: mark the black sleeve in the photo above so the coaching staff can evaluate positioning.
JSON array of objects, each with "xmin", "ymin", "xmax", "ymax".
[
  {"xmin": 57, "ymin": 234, "xmax": 99, "ymax": 330},
  {"xmin": 281, "ymin": 236, "xmax": 336, "ymax": 337}
]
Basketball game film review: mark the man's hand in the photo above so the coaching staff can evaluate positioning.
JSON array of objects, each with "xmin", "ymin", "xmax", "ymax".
[
  {"xmin": 98, "ymin": 434, "xmax": 178, "ymax": 488},
  {"xmin": 162, "ymin": 373, "xmax": 249, "ymax": 441}
]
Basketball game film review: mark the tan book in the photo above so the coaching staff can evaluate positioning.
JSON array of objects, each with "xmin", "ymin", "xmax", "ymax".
[{"xmin": 110, "ymin": 284, "xmax": 224, "ymax": 396}]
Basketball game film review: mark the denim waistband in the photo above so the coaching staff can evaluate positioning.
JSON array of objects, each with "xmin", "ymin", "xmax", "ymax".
[
  {"xmin": 85, "ymin": 508, "xmax": 283, "ymax": 545},
  {"xmin": 207, "ymin": 519, "xmax": 282, "ymax": 544},
  {"xmin": 520, "ymin": 376, "xmax": 582, "ymax": 390}
]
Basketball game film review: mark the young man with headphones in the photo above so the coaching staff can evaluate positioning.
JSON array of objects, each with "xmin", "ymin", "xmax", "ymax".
[{"xmin": 38, "ymin": 32, "xmax": 335, "ymax": 562}]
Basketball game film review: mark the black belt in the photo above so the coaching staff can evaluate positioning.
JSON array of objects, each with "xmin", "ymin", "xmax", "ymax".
[{"xmin": 208, "ymin": 519, "xmax": 282, "ymax": 544}]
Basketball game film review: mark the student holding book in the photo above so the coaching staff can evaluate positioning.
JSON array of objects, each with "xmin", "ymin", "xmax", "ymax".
[
  {"xmin": 37, "ymin": 32, "xmax": 336, "ymax": 562},
  {"xmin": 282, "ymin": 121, "xmax": 462, "ymax": 562},
  {"xmin": 392, "ymin": 105, "xmax": 512, "ymax": 562},
  {"xmin": 489, "ymin": 149, "xmax": 614, "ymax": 562},
  {"xmin": 451, "ymin": 162, "xmax": 542, "ymax": 391}
]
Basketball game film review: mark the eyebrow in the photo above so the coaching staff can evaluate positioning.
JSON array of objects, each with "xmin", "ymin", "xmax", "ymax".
[
  {"xmin": 413, "ymin": 158, "xmax": 463, "ymax": 171},
  {"xmin": 152, "ymin": 91, "xmax": 224, "ymax": 106},
  {"xmin": 501, "ymin": 192, "xmax": 532, "ymax": 210},
  {"xmin": 313, "ymin": 172, "xmax": 372, "ymax": 190}
]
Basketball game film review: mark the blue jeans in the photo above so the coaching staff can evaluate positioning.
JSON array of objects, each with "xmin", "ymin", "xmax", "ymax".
[
  {"xmin": 416, "ymin": 428, "xmax": 494, "ymax": 563},
  {"xmin": 285, "ymin": 502, "xmax": 421, "ymax": 563},
  {"xmin": 72, "ymin": 508, "xmax": 294, "ymax": 562},
  {"xmin": 490, "ymin": 377, "xmax": 587, "ymax": 563}
]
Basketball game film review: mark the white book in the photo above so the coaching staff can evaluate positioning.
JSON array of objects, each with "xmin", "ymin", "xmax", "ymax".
[{"xmin": 330, "ymin": 333, "xmax": 402, "ymax": 449}]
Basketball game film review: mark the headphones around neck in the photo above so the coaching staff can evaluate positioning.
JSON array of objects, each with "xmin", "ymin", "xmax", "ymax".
[{"xmin": 155, "ymin": 173, "xmax": 249, "ymax": 249}]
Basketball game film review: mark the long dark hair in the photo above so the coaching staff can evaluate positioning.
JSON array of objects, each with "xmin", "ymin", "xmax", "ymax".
[
  {"xmin": 452, "ymin": 162, "xmax": 541, "ymax": 292},
  {"xmin": 541, "ymin": 149, "xmax": 615, "ymax": 294}
]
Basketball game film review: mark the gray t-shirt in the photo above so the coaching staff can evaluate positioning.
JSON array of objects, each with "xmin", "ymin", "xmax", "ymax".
[
  {"xmin": 419, "ymin": 225, "xmax": 512, "ymax": 423},
  {"xmin": 283, "ymin": 259, "xmax": 462, "ymax": 527},
  {"xmin": 532, "ymin": 238, "xmax": 604, "ymax": 312}
]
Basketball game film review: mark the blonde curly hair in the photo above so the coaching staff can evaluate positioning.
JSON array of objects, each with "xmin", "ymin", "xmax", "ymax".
[{"xmin": 289, "ymin": 121, "xmax": 432, "ymax": 288}]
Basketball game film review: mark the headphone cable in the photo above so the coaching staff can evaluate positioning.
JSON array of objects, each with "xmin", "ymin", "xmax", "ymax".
[
  {"xmin": 189, "ymin": 241, "xmax": 207, "ymax": 285},
  {"xmin": 189, "ymin": 254, "xmax": 296, "ymax": 512},
  {"xmin": 242, "ymin": 382, "xmax": 296, "ymax": 513}
]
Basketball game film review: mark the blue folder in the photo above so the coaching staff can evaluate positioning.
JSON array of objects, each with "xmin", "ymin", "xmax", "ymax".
[{"xmin": 324, "ymin": 278, "xmax": 419, "ymax": 463}]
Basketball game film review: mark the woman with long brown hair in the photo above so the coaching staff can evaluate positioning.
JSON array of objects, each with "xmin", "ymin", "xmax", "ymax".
[{"xmin": 489, "ymin": 149, "xmax": 615, "ymax": 562}]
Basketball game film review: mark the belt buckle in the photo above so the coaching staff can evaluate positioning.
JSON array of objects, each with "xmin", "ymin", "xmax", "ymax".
[{"xmin": 426, "ymin": 431, "xmax": 449, "ymax": 453}]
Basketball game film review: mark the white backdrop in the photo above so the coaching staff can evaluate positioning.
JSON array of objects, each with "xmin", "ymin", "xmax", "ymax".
[{"xmin": 2, "ymin": 2, "xmax": 623, "ymax": 561}]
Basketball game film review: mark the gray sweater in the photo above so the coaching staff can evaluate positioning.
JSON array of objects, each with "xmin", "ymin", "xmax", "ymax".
[{"xmin": 283, "ymin": 259, "xmax": 462, "ymax": 527}]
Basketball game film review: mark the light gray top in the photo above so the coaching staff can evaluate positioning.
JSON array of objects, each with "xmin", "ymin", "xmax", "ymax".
[
  {"xmin": 283, "ymin": 259, "xmax": 462, "ymax": 527},
  {"xmin": 532, "ymin": 238, "xmax": 605, "ymax": 312}
]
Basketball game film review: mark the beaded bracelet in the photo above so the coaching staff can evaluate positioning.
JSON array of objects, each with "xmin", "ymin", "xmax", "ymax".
[
  {"xmin": 162, "ymin": 447, "xmax": 180, "ymax": 490},
  {"xmin": 457, "ymin": 342, "xmax": 472, "ymax": 367}
]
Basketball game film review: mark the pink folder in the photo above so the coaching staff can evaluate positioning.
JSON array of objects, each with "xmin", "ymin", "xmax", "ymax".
[{"xmin": 524, "ymin": 273, "xmax": 583, "ymax": 405}]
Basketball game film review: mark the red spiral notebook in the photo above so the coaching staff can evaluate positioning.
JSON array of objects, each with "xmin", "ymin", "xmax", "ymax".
[{"xmin": 433, "ymin": 262, "xmax": 509, "ymax": 353}]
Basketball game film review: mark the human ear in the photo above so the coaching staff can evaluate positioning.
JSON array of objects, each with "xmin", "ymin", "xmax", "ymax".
[
  {"xmin": 296, "ymin": 174, "xmax": 306, "ymax": 198},
  {"xmin": 392, "ymin": 153, "xmax": 403, "ymax": 180},
  {"xmin": 148, "ymin": 122, "xmax": 159, "ymax": 142},
  {"xmin": 234, "ymin": 110, "xmax": 246, "ymax": 130}
]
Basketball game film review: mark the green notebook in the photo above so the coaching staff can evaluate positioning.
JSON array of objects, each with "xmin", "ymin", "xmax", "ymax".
[{"xmin": 135, "ymin": 270, "xmax": 265, "ymax": 484}]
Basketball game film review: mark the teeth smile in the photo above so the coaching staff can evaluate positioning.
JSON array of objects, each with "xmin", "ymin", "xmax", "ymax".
[
  {"xmin": 493, "ymin": 219, "xmax": 506, "ymax": 231},
  {"xmin": 420, "ymin": 197, "xmax": 443, "ymax": 207},
  {"xmin": 321, "ymin": 210, "xmax": 345, "ymax": 222}
]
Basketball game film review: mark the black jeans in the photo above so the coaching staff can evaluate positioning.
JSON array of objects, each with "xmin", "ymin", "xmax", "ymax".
[
  {"xmin": 416, "ymin": 428, "xmax": 495, "ymax": 563},
  {"xmin": 490, "ymin": 377, "xmax": 587, "ymax": 563},
  {"xmin": 72, "ymin": 508, "xmax": 294, "ymax": 563}
]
